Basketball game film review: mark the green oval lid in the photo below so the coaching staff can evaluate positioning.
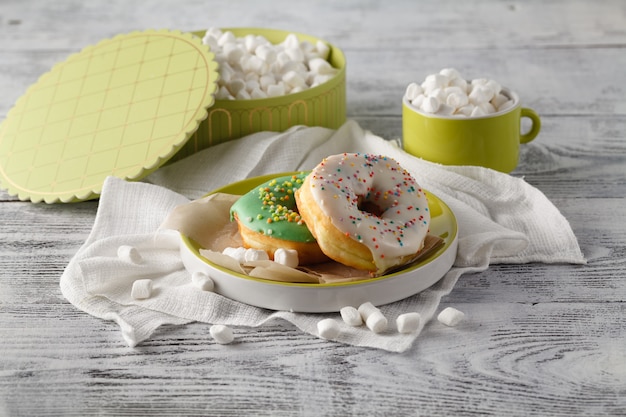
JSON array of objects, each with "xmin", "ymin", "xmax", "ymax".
[{"xmin": 0, "ymin": 29, "xmax": 219, "ymax": 203}]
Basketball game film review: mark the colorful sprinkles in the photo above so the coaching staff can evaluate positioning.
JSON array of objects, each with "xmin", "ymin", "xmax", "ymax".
[
  {"xmin": 230, "ymin": 173, "xmax": 315, "ymax": 243},
  {"xmin": 308, "ymin": 153, "xmax": 430, "ymax": 266}
]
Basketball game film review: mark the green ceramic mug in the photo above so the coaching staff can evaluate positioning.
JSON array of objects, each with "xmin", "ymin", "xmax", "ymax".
[{"xmin": 402, "ymin": 87, "xmax": 541, "ymax": 173}]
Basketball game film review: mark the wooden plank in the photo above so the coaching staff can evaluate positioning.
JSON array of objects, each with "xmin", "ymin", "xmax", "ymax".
[
  {"xmin": 0, "ymin": 303, "xmax": 623, "ymax": 416},
  {"xmin": 0, "ymin": 0, "xmax": 624, "ymax": 415},
  {"xmin": 3, "ymin": 47, "xmax": 626, "ymax": 118},
  {"xmin": 0, "ymin": 0, "xmax": 624, "ymax": 51}
]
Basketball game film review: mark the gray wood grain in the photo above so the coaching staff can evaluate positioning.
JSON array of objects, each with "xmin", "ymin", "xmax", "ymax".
[{"xmin": 1, "ymin": 0, "xmax": 625, "ymax": 416}]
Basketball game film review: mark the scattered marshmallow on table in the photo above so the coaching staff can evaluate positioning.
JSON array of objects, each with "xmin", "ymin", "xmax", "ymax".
[
  {"xmin": 437, "ymin": 307, "xmax": 466, "ymax": 327},
  {"xmin": 396, "ymin": 312, "xmax": 421, "ymax": 333},
  {"xmin": 404, "ymin": 68, "xmax": 515, "ymax": 117},
  {"xmin": 202, "ymin": 28, "xmax": 338, "ymax": 100},
  {"xmin": 317, "ymin": 318, "xmax": 341, "ymax": 340},
  {"xmin": 340, "ymin": 306, "xmax": 363, "ymax": 327},
  {"xmin": 210, "ymin": 324, "xmax": 235, "ymax": 344},
  {"xmin": 191, "ymin": 271, "xmax": 215, "ymax": 292},
  {"xmin": 358, "ymin": 302, "xmax": 388, "ymax": 334},
  {"xmin": 131, "ymin": 279, "xmax": 153, "ymax": 300}
]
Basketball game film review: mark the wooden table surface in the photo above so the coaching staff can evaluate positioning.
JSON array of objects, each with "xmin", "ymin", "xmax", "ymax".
[{"xmin": 1, "ymin": 1, "xmax": 625, "ymax": 416}]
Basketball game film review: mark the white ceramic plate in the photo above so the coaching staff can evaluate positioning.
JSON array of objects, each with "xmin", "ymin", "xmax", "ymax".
[{"xmin": 180, "ymin": 173, "xmax": 458, "ymax": 312}]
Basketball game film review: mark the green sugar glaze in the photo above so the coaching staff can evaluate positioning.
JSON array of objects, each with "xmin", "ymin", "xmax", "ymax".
[{"xmin": 230, "ymin": 173, "xmax": 315, "ymax": 243}]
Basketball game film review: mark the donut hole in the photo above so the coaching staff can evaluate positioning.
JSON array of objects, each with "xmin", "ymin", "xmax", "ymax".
[{"xmin": 357, "ymin": 199, "xmax": 385, "ymax": 218}]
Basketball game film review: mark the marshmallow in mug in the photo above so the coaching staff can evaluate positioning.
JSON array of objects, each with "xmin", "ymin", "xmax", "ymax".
[
  {"xmin": 404, "ymin": 68, "xmax": 516, "ymax": 117},
  {"xmin": 202, "ymin": 28, "xmax": 338, "ymax": 100}
]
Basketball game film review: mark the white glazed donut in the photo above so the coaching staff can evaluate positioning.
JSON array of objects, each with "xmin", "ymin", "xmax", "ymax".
[{"xmin": 295, "ymin": 153, "xmax": 430, "ymax": 274}]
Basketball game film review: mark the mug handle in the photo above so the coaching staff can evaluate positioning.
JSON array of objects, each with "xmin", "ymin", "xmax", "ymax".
[{"xmin": 520, "ymin": 107, "xmax": 541, "ymax": 144}]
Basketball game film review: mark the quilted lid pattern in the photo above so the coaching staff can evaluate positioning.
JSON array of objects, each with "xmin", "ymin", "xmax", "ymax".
[{"xmin": 0, "ymin": 30, "xmax": 218, "ymax": 202}]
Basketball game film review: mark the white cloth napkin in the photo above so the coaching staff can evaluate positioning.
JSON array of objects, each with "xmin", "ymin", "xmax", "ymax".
[{"xmin": 60, "ymin": 120, "xmax": 585, "ymax": 352}]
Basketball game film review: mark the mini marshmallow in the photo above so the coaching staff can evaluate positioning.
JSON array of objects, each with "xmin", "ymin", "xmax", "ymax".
[
  {"xmin": 308, "ymin": 57, "xmax": 334, "ymax": 75},
  {"xmin": 131, "ymin": 279, "xmax": 153, "ymax": 300},
  {"xmin": 446, "ymin": 92, "xmax": 469, "ymax": 109},
  {"xmin": 358, "ymin": 302, "xmax": 388, "ymax": 333},
  {"xmin": 273, "ymin": 248, "xmax": 299, "ymax": 268},
  {"xmin": 396, "ymin": 312, "xmax": 421, "ymax": 333},
  {"xmin": 236, "ymin": 89, "xmax": 251, "ymax": 100},
  {"xmin": 469, "ymin": 85, "xmax": 495, "ymax": 105},
  {"xmin": 436, "ymin": 103, "xmax": 455, "ymax": 116},
  {"xmin": 210, "ymin": 324, "xmax": 235, "ymax": 344},
  {"xmin": 340, "ymin": 306, "xmax": 363, "ymax": 326},
  {"xmin": 315, "ymin": 40, "xmax": 330, "ymax": 60},
  {"xmin": 282, "ymin": 33, "xmax": 300, "ymax": 50},
  {"xmin": 485, "ymin": 79, "xmax": 502, "ymax": 96},
  {"xmin": 439, "ymin": 67, "xmax": 461, "ymax": 81},
  {"xmin": 498, "ymin": 99, "xmax": 515, "ymax": 112},
  {"xmin": 245, "ymin": 55, "xmax": 268, "ymax": 75},
  {"xmin": 455, "ymin": 104, "xmax": 475, "ymax": 116},
  {"xmin": 449, "ymin": 77, "xmax": 469, "ymax": 92},
  {"xmin": 192, "ymin": 271, "xmax": 214, "ymax": 292},
  {"xmin": 245, "ymin": 79, "xmax": 260, "ymax": 92},
  {"xmin": 276, "ymin": 51, "xmax": 292, "ymax": 68},
  {"xmin": 255, "ymin": 44, "xmax": 277, "ymax": 63},
  {"xmin": 227, "ymin": 79, "xmax": 246, "ymax": 96},
  {"xmin": 244, "ymin": 34, "xmax": 258, "ymax": 52},
  {"xmin": 478, "ymin": 102, "xmax": 496, "ymax": 114},
  {"xmin": 421, "ymin": 96, "xmax": 441, "ymax": 113},
  {"xmin": 366, "ymin": 311, "xmax": 388, "ymax": 333},
  {"xmin": 203, "ymin": 28, "xmax": 336, "ymax": 100},
  {"xmin": 405, "ymin": 70, "xmax": 512, "ymax": 117},
  {"xmin": 250, "ymin": 87, "xmax": 268, "ymax": 99},
  {"xmin": 471, "ymin": 78, "xmax": 489, "ymax": 87},
  {"xmin": 202, "ymin": 27, "xmax": 222, "ymax": 45},
  {"xmin": 217, "ymin": 31, "xmax": 236, "ymax": 47},
  {"xmin": 282, "ymin": 70, "xmax": 307, "ymax": 88},
  {"xmin": 222, "ymin": 247, "xmax": 247, "ymax": 263},
  {"xmin": 470, "ymin": 105, "xmax": 487, "ymax": 117},
  {"xmin": 421, "ymin": 73, "xmax": 449, "ymax": 94},
  {"xmin": 404, "ymin": 82, "xmax": 423, "ymax": 101},
  {"xmin": 357, "ymin": 301, "xmax": 378, "ymax": 319},
  {"xmin": 244, "ymin": 248, "xmax": 270, "ymax": 263},
  {"xmin": 444, "ymin": 85, "xmax": 465, "ymax": 97},
  {"xmin": 437, "ymin": 307, "xmax": 465, "ymax": 327},
  {"xmin": 117, "ymin": 245, "xmax": 142, "ymax": 264},
  {"xmin": 219, "ymin": 62, "xmax": 236, "ymax": 83},
  {"xmin": 311, "ymin": 74, "xmax": 334, "ymax": 87},
  {"xmin": 267, "ymin": 83, "xmax": 286, "ymax": 97},
  {"xmin": 285, "ymin": 47, "xmax": 305, "ymax": 63},
  {"xmin": 216, "ymin": 85, "xmax": 233, "ymax": 100},
  {"xmin": 429, "ymin": 87, "xmax": 447, "ymax": 103},
  {"xmin": 222, "ymin": 42, "xmax": 244, "ymax": 65},
  {"xmin": 491, "ymin": 93, "xmax": 509, "ymax": 109},
  {"xmin": 259, "ymin": 74, "xmax": 276, "ymax": 89},
  {"xmin": 317, "ymin": 318, "xmax": 340, "ymax": 340},
  {"xmin": 411, "ymin": 94, "xmax": 425, "ymax": 109}
]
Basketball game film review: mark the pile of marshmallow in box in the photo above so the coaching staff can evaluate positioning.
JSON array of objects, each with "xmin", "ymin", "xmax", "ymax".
[
  {"xmin": 202, "ymin": 27, "xmax": 339, "ymax": 100},
  {"xmin": 405, "ymin": 68, "xmax": 516, "ymax": 117}
]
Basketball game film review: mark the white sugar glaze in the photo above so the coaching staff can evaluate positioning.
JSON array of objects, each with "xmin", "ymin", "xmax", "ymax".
[{"xmin": 308, "ymin": 153, "xmax": 430, "ymax": 272}]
